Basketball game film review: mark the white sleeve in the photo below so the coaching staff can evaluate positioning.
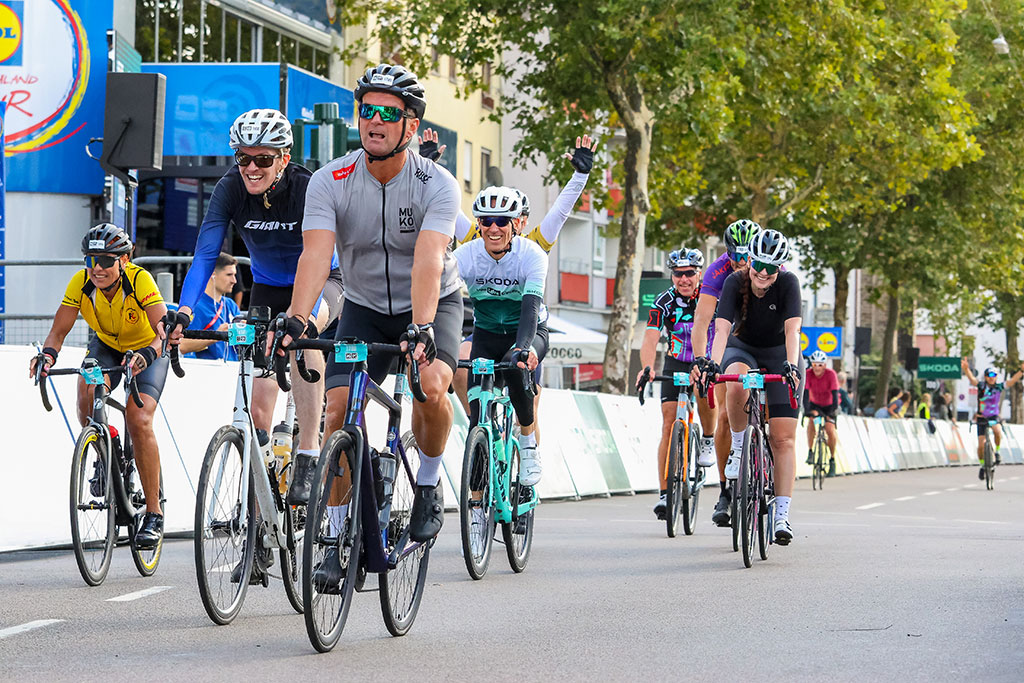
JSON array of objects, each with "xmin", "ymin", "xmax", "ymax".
[
  {"xmin": 455, "ymin": 210, "xmax": 473, "ymax": 243},
  {"xmin": 421, "ymin": 170, "xmax": 461, "ymax": 237},
  {"xmin": 523, "ymin": 242, "xmax": 548, "ymax": 298},
  {"xmin": 538, "ymin": 171, "xmax": 589, "ymax": 244},
  {"xmin": 454, "ymin": 243, "xmax": 474, "ymax": 283},
  {"xmin": 301, "ymin": 168, "xmax": 338, "ymax": 233}
]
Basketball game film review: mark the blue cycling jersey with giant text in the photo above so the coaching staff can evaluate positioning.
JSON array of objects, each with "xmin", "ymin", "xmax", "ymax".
[{"xmin": 179, "ymin": 164, "xmax": 338, "ymax": 311}]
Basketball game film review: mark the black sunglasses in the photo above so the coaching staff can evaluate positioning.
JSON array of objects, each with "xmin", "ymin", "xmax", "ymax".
[
  {"xmin": 358, "ymin": 103, "xmax": 409, "ymax": 123},
  {"xmin": 672, "ymin": 269, "xmax": 698, "ymax": 278},
  {"xmin": 235, "ymin": 152, "xmax": 282, "ymax": 168},
  {"xmin": 751, "ymin": 260, "xmax": 780, "ymax": 275},
  {"xmin": 479, "ymin": 216, "xmax": 512, "ymax": 228},
  {"xmin": 84, "ymin": 254, "xmax": 119, "ymax": 269}
]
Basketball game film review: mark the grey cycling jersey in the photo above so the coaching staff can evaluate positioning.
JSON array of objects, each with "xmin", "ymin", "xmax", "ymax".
[{"xmin": 302, "ymin": 148, "xmax": 462, "ymax": 315}]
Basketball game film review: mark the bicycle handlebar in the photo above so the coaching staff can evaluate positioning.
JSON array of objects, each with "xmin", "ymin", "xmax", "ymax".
[
  {"xmin": 636, "ymin": 365, "xmax": 698, "ymax": 406},
  {"xmin": 36, "ymin": 354, "xmax": 145, "ymax": 411},
  {"xmin": 457, "ymin": 350, "xmax": 535, "ymax": 396},
  {"xmin": 707, "ymin": 373, "xmax": 798, "ymax": 411}
]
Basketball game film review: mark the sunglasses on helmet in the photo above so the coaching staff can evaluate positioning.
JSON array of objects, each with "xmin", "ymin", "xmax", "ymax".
[
  {"xmin": 672, "ymin": 269, "xmax": 698, "ymax": 278},
  {"xmin": 751, "ymin": 260, "xmax": 780, "ymax": 275},
  {"xmin": 84, "ymin": 254, "xmax": 120, "ymax": 269},
  {"xmin": 235, "ymin": 152, "xmax": 282, "ymax": 168},
  {"xmin": 358, "ymin": 103, "xmax": 409, "ymax": 123},
  {"xmin": 479, "ymin": 216, "xmax": 512, "ymax": 228}
]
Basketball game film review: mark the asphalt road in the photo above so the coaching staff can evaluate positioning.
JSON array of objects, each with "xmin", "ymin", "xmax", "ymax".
[{"xmin": 2, "ymin": 465, "xmax": 1023, "ymax": 681}]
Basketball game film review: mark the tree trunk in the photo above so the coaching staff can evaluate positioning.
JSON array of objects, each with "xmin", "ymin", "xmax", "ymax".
[
  {"xmin": 1002, "ymin": 303, "xmax": 1022, "ymax": 423},
  {"xmin": 601, "ymin": 77, "xmax": 654, "ymax": 394},
  {"xmin": 750, "ymin": 189, "xmax": 768, "ymax": 225},
  {"xmin": 832, "ymin": 263, "xmax": 851, "ymax": 371},
  {"xmin": 874, "ymin": 283, "xmax": 900, "ymax": 413}
]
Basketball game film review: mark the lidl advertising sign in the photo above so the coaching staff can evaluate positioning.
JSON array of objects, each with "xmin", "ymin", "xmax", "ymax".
[{"xmin": 800, "ymin": 326, "xmax": 842, "ymax": 357}]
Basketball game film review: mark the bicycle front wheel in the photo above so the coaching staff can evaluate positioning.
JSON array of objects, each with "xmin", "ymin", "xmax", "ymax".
[
  {"xmin": 380, "ymin": 431, "xmax": 430, "ymax": 636},
  {"xmin": 502, "ymin": 440, "xmax": 535, "ymax": 572},
  {"xmin": 813, "ymin": 435, "xmax": 827, "ymax": 491},
  {"xmin": 194, "ymin": 426, "xmax": 257, "ymax": 625},
  {"xmin": 460, "ymin": 426, "xmax": 496, "ymax": 579},
  {"xmin": 681, "ymin": 423, "xmax": 702, "ymax": 536},
  {"xmin": 281, "ymin": 499, "xmax": 305, "ymax": 614},
  {"xmin": 70, "ymin": 426, "xmax": 116, "ymax": 586},
  {"xmin": 665, "ymin": 421, "xmax": 685, "ymax": 538},
  {"xmin": 984, "ymin": 439, "xmax": 995, "ymax": 491},
  {"xmin": 129, "ymin": 470, "xmax": 165, "ymax": 577},
  {"xmin": 303, "ymin": 430, "xmax": 361, "ymax": 653},
  {"xmin": 739, "ymin": 426, "xmax": 759, "ymax": 569}
]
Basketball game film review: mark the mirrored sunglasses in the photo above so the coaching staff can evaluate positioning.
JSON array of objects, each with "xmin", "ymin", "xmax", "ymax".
[
  {"xmin": 479, "ymin": 216, "xmax": 512, "ymax": 228},
  {"xmin": 235, "ymin": 152, "xmax": 281, "ymax": 168},
  {"xmin": 358, "ymin": 103, "xmax": 408, "ymax": 123},
  {"xmin": 751, "ymin": 260, "xmax": 780, "ymax": 275},
  {"xmin": 672, "ymin": 269, "xmax": 698, "ymax": 278},
  {"xmin": 84, "ymin": 254, "xmax": 119, "ymax": 269},
  {"xmin": 729, "ymin": 251, "xmax": 750, "ymax": 263}
]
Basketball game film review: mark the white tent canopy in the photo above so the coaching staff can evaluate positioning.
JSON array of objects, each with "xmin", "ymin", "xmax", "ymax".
[{"xmin": 545, "ymin": 314, "xmax": 607, "ymax": 365}]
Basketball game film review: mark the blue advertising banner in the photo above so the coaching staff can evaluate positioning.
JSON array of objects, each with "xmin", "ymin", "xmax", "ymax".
[
  {"xmin": 800, "ymin": 326, "xmax": 843, "ymax": 358},
  {"xmin": 0, "ymin": 0, "xmax": 110, "ymax": 195},
  {"xmin": 285, "ymin": 65, "xmax": 353, "ymax": 124},
  {"xmin": 0, "ymin": 101, "xmax": 6, "ymax": 343},
  {"xmin": 141, "ymin": 62, "xmax": 279, "ymax": 157}
]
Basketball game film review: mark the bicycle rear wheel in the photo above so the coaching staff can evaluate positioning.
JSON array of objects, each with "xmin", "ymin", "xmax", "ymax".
[
  {"xmin": 813, "ymin": 435, "xmax": 826, "ymax": 490},
  {"xmin": 984, "ymin": 439, "xmax": 995, "ymax": 491},
  {"xmin": 681, "ymin": 422, "xmax": 702, "ymax": 536},
  {"xmin": 730, "ymin": 481, "xmax": 739, "ymax": 552},
  {"xmin": 739, "ymin": 426, "xmax": 759, "ymax": 569},
  {"xmin": 380, "ymin": 431, "xmax": 430, "ymax": 636},
  {"xmin": 70, "ymin": 425, "xmax": 116, "ymax": 586},
  {"xmin": 303, "ymin": 430, "xmax": 361, "ymax": 653},
  {"xmin": 502, "ymin": 440, "xmax": 535, "ymax": 572},
  {"xmin": 281, "ymin": 500, "xmax": 305, "ymax": 614},
  {"xmin": 759, "ymin": 450, "xmax": 776, "ymax": 561},
  {"xmin": 665, "ymin": 421, "xmax": 686, "ymax": 538},
  {"xmin": 128, "ymin": 468, "xmax": 165, "ymax": 577},
  {"xmin": 194, "ymin": 426, "xmax": 257, "ymax": 625}
]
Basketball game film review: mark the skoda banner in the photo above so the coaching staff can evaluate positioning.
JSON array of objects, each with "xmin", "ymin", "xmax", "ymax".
[{"xmin": 917, "ymin": 356, "xmax": 961, "ymax": 380}]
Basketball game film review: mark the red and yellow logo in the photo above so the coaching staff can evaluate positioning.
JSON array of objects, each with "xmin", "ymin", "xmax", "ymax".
[
  {"xmin": 0, "ymin": 3, "xmax": 22, "ymax": 64},
  {"xmin": 126, "ymin": 309, "xmax": 139, "ymax": 324}
]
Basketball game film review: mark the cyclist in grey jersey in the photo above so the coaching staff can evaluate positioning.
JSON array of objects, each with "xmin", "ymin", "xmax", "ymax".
[{"xmin": 278, "ymin": 65, "xmax": 461, "ymax": 568}]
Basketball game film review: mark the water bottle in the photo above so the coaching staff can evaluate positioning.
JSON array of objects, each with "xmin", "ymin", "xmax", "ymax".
[
  {"xmin": 271, "ymin": 422, "xmax": 292, "ymax": 494},
  {"xmin": 376, "ymin": 449, "xmax": 397, "ymax": 531},
  {"xmin": 256, "ymin": 428, "xmax": 272, "ymax": 467}
]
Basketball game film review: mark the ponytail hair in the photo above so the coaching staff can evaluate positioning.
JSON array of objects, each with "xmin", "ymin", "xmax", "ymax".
[{"xmin": 733, "ymin": 269, "xmax": 752, "ymax": 338}]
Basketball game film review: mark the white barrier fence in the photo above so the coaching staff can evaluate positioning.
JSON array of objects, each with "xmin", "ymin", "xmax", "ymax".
[{"xmin": 2, "ymin": 344, "xmax": 1017, "ymax": 552}]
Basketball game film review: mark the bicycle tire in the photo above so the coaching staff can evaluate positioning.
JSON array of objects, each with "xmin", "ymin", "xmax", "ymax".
[
  {"xmin": 129, "ymin": 471, "xmax": 165, "ymax": 577},
  {"xmin": 460, "ymin": 426, "xmax": 496, "ymax": 579},
  {"xmin": 739, "ymin": 425, "xmax": 759, "ymax": 569},
  {"xmin": 984, "ymin": 438, "xmax": 995, "ymax": 491},
  {"xmin": 814, "ymin": 434, "xmax": 827, "ymax": 490},
  {"xmin": 281, "ymin": 500, "xmax": 305, "ymax": 614},
  {"xmin": 194, "ymin": 426, "xmax": 257, "ymax": 626},
  {"xmin": 730, "ymin": 480, "xmax": 739, "ymax": 552},
  {"xmin": 69, "ymin": 425, "xmax": 116, "ymax": 586},
  {"xmin": 665, "ymin": 421, "xmax": 686, "ymax": 538},
  {"xmin": 303, "ymin": 430, "xmax": 361, "ymax": 653},
  {"xmin": 380, "ymin": 431, "xmax": 430, "ymax": 636},
  {"xmin": 681, "ymin": 422, "xmax": 702, "ymax": 536},
  {"xmin": 759, "ymin": 446, "xmax": 776, "ymax": 561},
  {"xmin": 502, "ymin": 440, "xmax": 535, "ymax": 572}
]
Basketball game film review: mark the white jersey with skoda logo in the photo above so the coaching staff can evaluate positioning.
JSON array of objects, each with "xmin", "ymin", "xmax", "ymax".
[
  {"xmin": 302, "ymin": 148, "xmax": 462, "ymax": 315},
  {"xmin": 454, "ymin": 236, "xmax": 548, "ymax": 335}
]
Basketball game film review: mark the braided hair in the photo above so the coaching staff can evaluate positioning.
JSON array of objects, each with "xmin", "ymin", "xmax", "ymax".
[{"xmin": 733, "ymin": 269, "xmax": 753, "ymax": 338}]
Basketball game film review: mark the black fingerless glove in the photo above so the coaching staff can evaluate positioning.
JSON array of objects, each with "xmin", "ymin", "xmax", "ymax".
[
  {"xmin": 162, "ymin": 310, "xmax": 192, "ymax": 336},
  {"xmin": 273, "ymin": 314, "xmax": 307, "ymax": 343},
  {"xmin": 570, "ymin": 145, "xmax": 594, "ymax": 174},
  {"xmin": 419, "ymin": 139, "xmax": 441, "ymax": 162},
  {"xmin": 402, "ymin": 323, "xmax": 437, "ymax": 362},
  {"xmin": 42, "ymin": 347, "xmax": 59, "ymax": 365},
  {"xmin": 136, "ymin": 346, "xmax": 158, "ymax": 370}
]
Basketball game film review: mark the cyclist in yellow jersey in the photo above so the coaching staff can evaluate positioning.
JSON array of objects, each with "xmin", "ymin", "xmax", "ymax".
[{"xmin": 29, "ymin": 224, "xmax": 169, "ymax": 548}]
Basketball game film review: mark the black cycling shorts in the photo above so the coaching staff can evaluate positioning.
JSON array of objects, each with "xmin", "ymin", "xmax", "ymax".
[
  {"xmin": 84, "ymin": 337, "xmax": 168, "ymax": 402},
  {"xmin": 659, "ymin": 356, "xmax": 693, "ymax": 404},
  {"xmin": 976, "ymin": 415, "xmax": 1002, "ymax": 436},
  {"xmin": 250, "ymin": 270, "xmax": 344, "ymax": 324},
  {"xmin": 468, "ymin": 324, "xmax": 549, "ymax": 427},
  {"xmin": 464, "ymin": 331, "xmax": 544, "ymax": 387},
  {"xmin": 721, "ymin": 337, "xmax": 799, "ymax": 419},
  {"xmin": 325, "ymin": 291, "xmax": 464, "ymax": 390},
  {"xmin": 807, "ymin": 403, "xmax": 837, "ymax": 423}
]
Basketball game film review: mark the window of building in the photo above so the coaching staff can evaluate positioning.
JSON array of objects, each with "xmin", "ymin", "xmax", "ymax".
[
  {"xmin": 449, "ymin": 55, "xmax": 458, "ymax": 82},
  {"xmin": 298, "ymin": 43, "xmax": 314, "ymax": 72},
  {"xmin": 462, "ymin": 141, "xmax": 473, "ymax": 192},
  {"xmin": 313, "ymin": 49, "xmax": 330, "ymax": 77},
  {"xmin": 430, "ymin": 47, "xmax": 440, "ymax": 74},
  {"xmin": 482, "ymin": 62, "xmax": 492, "ymax": 92},
  {"xmin": 281, "ymin": 35, "xmax": 298, "ymax": 64},
  {"xmin": 480, "ymin": 148, "xmax": 491, "ymax": 189},
  {"xmin": 202, "ymin": 2, "xmax": 224, "ymax": 62},
  {"xmin": 263, "ymin": 28, "xmax": 280, "ymax": 61}
]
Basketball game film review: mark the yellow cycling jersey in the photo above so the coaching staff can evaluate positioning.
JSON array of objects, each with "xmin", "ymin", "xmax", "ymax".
[
  {"xmin": 457, "ymin": 224, "xmax": 555, "ymax": 253},
  {"xmin": 61, "ymin": 263, "xmax": 164, "ymax": 352}
]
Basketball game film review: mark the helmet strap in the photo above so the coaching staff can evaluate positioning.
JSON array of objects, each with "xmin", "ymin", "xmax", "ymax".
[
  {"xmin": 262, "ymin": 170, "xmax": 284, "ymax": 209},
  {"xmin": 364, "ymin": 118, "xmax": 412, "ymax": 163}
]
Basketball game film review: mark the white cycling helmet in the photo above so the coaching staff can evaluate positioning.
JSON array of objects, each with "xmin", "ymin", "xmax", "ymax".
[
  {"xmin": 749, "ymin": 229, "xmax": 791, "ymax": 265},
  {"xmin": 667, "ymin": 248, "xmax": 705, "ymax": 269},
  {"xmin": 473, "ymin": 186, "xmax": 522, "ymax": 219},
  {"xmin": 809, "ymin": 350, "xmax": 827, "ymax": 364},
  {"xmin": 229, "ymin": 109, "xmax": 293, "ymax": 150}
]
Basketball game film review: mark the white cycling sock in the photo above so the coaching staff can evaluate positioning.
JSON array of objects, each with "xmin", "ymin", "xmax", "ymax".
[
  {"xmin": 519, "ymin": 432, "xmax": 537, "ymax": 450},
  {"xmin": 731, "ymin": 430, "xmax": 745, "ymax": 453},
  {"xmin": 416, "ymin": 453, "xmax": 443, "ymax": 486},
  {"xmin": 327, "ymin": 504, "xmax": 349, "ymax": 536},
  {"xmin": 775, "ymin": 496, "xmax": 791, "ymax": 521},
  {"xmin": 296, "ymin": 448, "xmax": 318, "ymax": 458}
]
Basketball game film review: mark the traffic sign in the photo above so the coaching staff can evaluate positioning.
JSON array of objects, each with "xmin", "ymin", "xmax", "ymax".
[
  {"xmin": 802, "ymin": 326, "xmax": 842, "ymax": 357},
  {"xmin": 917, "ymin": 356, "xmax": 961, "ymax": 379}
]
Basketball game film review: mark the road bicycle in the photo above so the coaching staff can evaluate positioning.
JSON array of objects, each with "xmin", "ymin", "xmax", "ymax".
[
  {"xmin": 978, "ymin": 417, "xmax": 999, "ymax": 491},
  {"xmin": 34, "ymin": 350, "xmax": 164, "ymax": 586},
  {"xmin": 637, "ymin": 367, "xmax": 705, "ymax": 537},
  {"xmin": 279, "ymin": 325, "xmax": 430, "ymax": 652},
  {"xmin": 457, "ymin": 354, "xmax": 539, "ymax": 580},
  {"xmin": 708, "ymin": 370, "xmax": 796, "ymax": 569},
  {"xmin": 172, "ymin": 307, "xmax": 306, "ymax": 625},
  {"xmin": 809, "ymin": 414, "xmax": 829, "ymax": 491}
]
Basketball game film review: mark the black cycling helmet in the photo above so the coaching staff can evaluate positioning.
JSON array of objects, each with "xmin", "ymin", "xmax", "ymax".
[
  {"xmin": 355, "ymin": 63, "xmax": 427, "ymax": 119},
  {"xmin": 82, "ymin": 223, "xmax": 132, "ymax": 255},
  {"xmin": 724, "ymin": 219, "xmax": 762, "ymax": 255}
]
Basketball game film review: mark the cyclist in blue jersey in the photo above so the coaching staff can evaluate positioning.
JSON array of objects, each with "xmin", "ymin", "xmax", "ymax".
[
  {"xmin": 162, "ymin": 109, "xmax": 344, "ymax": 519},
  {"xmin": 178, "ymin": 252, "xmax": 241, "ymax": 362},
  {"xmin": 636, "ymin": 248, "xmax": 716, "ymax": 519},
  {"xmin": 962, "ymin": 358, "xmax": 1024, "ymax": 478}
]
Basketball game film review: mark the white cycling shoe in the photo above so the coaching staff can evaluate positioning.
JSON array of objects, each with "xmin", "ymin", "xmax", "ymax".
[
  {"xmin": 697, "ymin": 438, "xmax": 716, "ymax": 467},
  {"xmin": 774, "ymin": 517, "xmax": 794, "ymax": 545},
  {"xmin": 724, "ymin": 450, "xmax": 740, "ymax": 479},
  {"xmin": 519, "ymin": 446, "xmax": 542, "ymax": 486}
]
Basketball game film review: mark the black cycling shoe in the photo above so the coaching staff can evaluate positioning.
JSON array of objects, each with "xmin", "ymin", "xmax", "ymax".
[
  {"xmin": 979, "ymin": 466, "xmax": 985, "ymax": 480},
  {"xmin": 89, "ymin": 458, "xmax": 106, "ymax": 497},
  {"xmin": 286, "ymin": 453, "xmax": 318, "ymax": 505},
  {"xmin": 653, "ymin": 494, "xmax": 667, "ymax": 520},
  {"xmin": 410, "ymin": 484, "xmax": 444, "ymax": 542},
  {"xmin": 805, "ymin": 450, "xmax": 814, "ymax": 465},
  {"xmin": 230, "ymin": 543, "xmax": 273, "ymax": 586},
  {"xmin": 827, "ymin": 458, "xmax": 836, "ymax": 478},
  {"xmin": 995, "ymin": 453, "xmax": 1002, "ymax": 466},
  {"xmin": 312, "ymin": 547, "xmax": 343, "ymax": 595},
  {"xmin": 712, "ymin": 492, "xmax": 731, "ymax": 527},
  {"xmin": 134, "ymin": 512, "xmax": 164, "ymax": 550}
]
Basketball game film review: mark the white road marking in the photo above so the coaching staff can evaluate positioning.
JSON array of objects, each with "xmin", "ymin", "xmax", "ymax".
[
  {"xmin": 923, "ymin": 490, "xmax": 942, "ymax": 496},
  {"xmin": 964, "ymin": 484, "xmax": 979, "ymax": 489},
  {"xmin": 0, "ymin": 620, "xmax": 64, "ymax": 640},
  {"xmin": 856, "ymin": 503, "xmax": 884, "ymax": 510},
  {"xmin": 873, "ymin": 514, "xmax": 937, "ymax": 521},
  {"xmin": 894, "ymin": 496, "xmax": 917, "ymax": 501},
  {"xmin": 799, "ymin": 522, "xmax": 870, "ymax": 527},
  {"xmin": 890, "ymin": 524, "xmax": 949, "ymax": 530},
  {"xmin": 1010, "ymin": 476, "xmax": 1021, "ymax": 481},
  {"xmin": 951, "ymin": 518, "xmax": 1010, "ymax": 525},
  {"xmin": 106, "ymin": 586, "xmax": 173, "ymax": 602},
  {"xmin": 945, "ymin": 487, "xmax": 959, "ymax": 492}
]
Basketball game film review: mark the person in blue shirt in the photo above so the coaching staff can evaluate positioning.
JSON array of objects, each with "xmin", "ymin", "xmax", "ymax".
[{"xmin": 180, "ymin": 252, "xmax": 241, "ymax": 361}]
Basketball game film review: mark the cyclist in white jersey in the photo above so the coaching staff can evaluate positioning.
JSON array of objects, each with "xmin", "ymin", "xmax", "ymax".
[
  {"xmin": 455, "ymin": 186, "xmax": 549, "ymax": 485},
  {"xmin": 276, "ymin": 64, "xmax": 462, "ymax": 589}
]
